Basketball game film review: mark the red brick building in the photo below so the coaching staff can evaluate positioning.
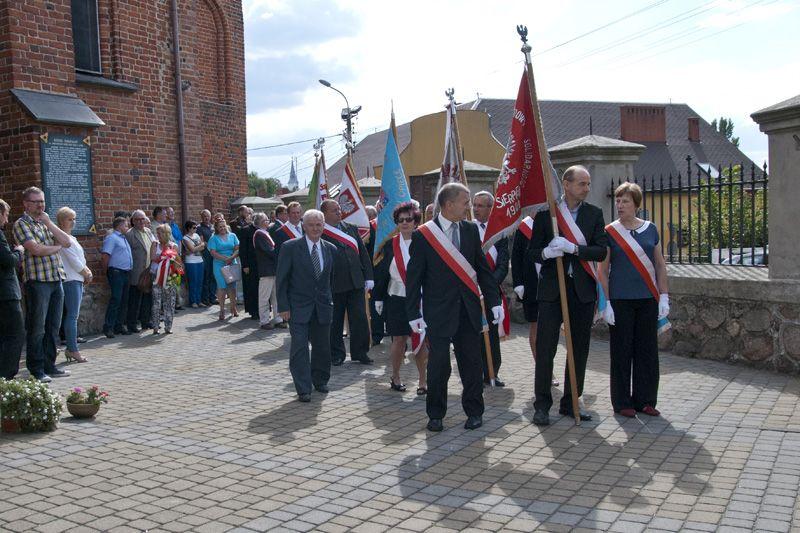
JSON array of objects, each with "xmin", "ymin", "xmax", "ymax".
[
  {"xmin": 0, "ymin": 0, "xmax": 246, "ymax": 243},
  {"xmin": 0, "ymin": 0, "xmax": 246, "ymax": 330}
]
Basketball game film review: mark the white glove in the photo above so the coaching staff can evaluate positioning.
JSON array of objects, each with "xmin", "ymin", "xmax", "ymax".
[
  {"xmin": 542, "ymin": 245, "xmax": 563, "ymax": 260},
  {"xmin": 364, "ymin": 280, "xmax": 374, "ymax": 291},
  {"xmin": 491, "ymin": 305, "xmax": 504, "ymax": 325},
  {"xmin": 603, "ymin": 303, "xmax": 615, "ymax": 326},
  {"xmin": 409, "ymin": 317, "xmax": 427, "ymax": 334},
  {"xmin": 658, "ymin": 293, "xmax": 670, "ymax": 319},
  {"xmin": 374, "ymin": 301, "xmax": 383, "ymax": 315},
  {"xmin": 549, "ymin": 236, "xmax": 577, "ymax": 254},
  {"xmin": 513, "ymin": 285, "xmax": 525, "ymax": 300}
]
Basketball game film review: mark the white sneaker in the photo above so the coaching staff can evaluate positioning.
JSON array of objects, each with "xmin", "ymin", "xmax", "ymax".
[{"xmin": 38, "ymin": 375, "xmax": 52, "ymax": 383}]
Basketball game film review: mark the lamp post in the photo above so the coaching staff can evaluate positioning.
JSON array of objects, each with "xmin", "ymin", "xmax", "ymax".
[{"xmin": 319, "ymin": 79, "xmax": 360, "ymax": 153}]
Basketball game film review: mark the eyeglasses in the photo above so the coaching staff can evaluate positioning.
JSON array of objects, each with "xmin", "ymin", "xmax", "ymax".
[
  {"xmin": 397, "ymin": 216, "xmax": 414, "ymax": 223},
  {"xmin": 25, "ymin": 199, "xmax": 45, "ymax": 204}
]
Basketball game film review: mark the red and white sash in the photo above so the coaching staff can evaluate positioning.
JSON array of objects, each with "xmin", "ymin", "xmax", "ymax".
[
  {"xmin": 280, "ymin": 223, "xmax": 302, "ymax": 240},
  {"xmin": 253, "ymin": 228, "xmax": 275, "ymax": 249},
  {"xmin": 518, "ymin": 215, "xmax": 534, "ymax": 240},
  {"xmin": 554, "ymin": 202, "xmax": 599, "ymax": 281},
  {"xmin": 392, "ymin": 235, "xmax": 425, "ymax": 354},
  {"xmin": 418, "ymin": 220, "xmax": 482, "ymax": 299},
  {"xmin": 323, "ymin": 223, "xmax": 358, "ymax": 253},
  {"xmin": 605, "ymin": 220, "xmax": 659, "ymax": 299},
  {"xmin": 154, "ymin": 247, "xmax": 177, "ymax": 288}
]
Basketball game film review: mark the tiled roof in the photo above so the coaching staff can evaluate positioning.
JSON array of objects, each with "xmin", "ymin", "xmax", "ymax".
[{"xmin": 328, "ymin": 99, "xmax": 763, "ymax": 184}]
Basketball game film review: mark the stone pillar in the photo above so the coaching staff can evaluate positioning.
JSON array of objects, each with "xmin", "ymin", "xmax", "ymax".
[
  {"xmin": 752, "ymin": 95, "xmax": 800, "ymax": 280},
  {"xmin": 548, "ymin": 135, "xmax": 646, "ymax": 223}
]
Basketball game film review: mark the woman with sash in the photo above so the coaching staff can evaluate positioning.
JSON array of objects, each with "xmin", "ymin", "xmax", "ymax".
[
  {"xmin": 373, "ymin": 202, "xmax": 428, "ymax": 395},
  {"xmin": 599, "ymin": 182, "xmax": 670, "ymax": 418}
]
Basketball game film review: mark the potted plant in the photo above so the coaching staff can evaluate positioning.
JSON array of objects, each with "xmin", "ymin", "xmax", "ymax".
[
  {"xmin": 66, "ymin": 385, "xmax": 109, "ymax": 419},
  {"xmin": 0, "ymin": 378, "xmax": 63, "ymax": 433}
]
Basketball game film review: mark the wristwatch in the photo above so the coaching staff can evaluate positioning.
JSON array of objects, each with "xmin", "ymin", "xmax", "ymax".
[{"xmin": 573, "ymin": 243, "xmax": 579, "ymax": 254}]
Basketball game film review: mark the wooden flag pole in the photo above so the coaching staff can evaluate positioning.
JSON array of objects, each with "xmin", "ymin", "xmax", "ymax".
[
  {"xmin": 517, "ymin": 25, "xmax": 580, "ymax": 425},
  {"xmin": 448, "ymin": 88, "xmax": 496, "ymax": 387}
]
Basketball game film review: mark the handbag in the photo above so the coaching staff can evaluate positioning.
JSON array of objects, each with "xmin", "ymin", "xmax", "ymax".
[
  {"xmin": 137, "ymin": 269, "xmax": 153, "ymax": 294},
  {"xmin": 221, "ymin": 262, "xmax": 241, "ymax": 284}
]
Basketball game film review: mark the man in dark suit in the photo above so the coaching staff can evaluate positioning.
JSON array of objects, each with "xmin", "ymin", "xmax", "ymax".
[
  {"xmin": 320, "ymin": 199, "xmax": 374, "ymax": 366},
  {"xmin": 0, "ymin": 198, "xmax": 25, "ymax": 379},
  {"xmin": 364, "ymin": 205, "xmax": 384, "ymax": 345},
  {"xmin": 473, "ymin": 191, "xmax": 510, "ymax": 386},
  {"xmin": 233, "ymin": 207, "xmax": 259, "ymax": 321},
  {"xmin": 269, "ymin": 205, "xmax": 288, "ymax": 234},
  {"xmin": 406, "ymin": 183, "xmax": 502, "ymax": 432},
  {"xmin": 272, "ymin": 201, "xmax": 304, "ymax": 256},
  {"xmin": 528, "ymin": 165, "xmax": 608, "ymax": 426},
  {"xmin": 276, "ymin": 209, "xmax": 336, "ymax": 402}
]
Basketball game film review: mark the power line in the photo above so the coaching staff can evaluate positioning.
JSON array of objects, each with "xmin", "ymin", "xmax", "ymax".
[
  {"xmin": 247, "ymin": 132, "xmax": 341, "ymax": 152},
  {"xmin": 535, "ymin": 0, "xmax": 672, "ymax": 57}
]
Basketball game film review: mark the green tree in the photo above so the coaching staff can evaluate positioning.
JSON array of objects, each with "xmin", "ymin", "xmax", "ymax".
[
  {"xmin": 247, "ymin": 171, "xmax": 282, "ymax": 197},
  {"xmin": 710, "ymin": 117, "xmax": 740, "ymax": 148},
  {"xmin": 681, "ymin": 164, "xmax": 767, "ymax": 262}
]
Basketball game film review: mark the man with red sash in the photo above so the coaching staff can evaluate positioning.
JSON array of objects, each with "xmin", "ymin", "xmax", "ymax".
[
  {"xmin": 272, "ymin": 202, "xmax": 304, "ymax": 256},
  {"xmin": 320, "ymin": 199, "xmax": 375, "ymax": 365},
  {"xmin": 528, "ymin": 165, "xmax": 608, "ymax": 426},
  {"xmin": 406, "ymin": 183, "xmax": 502, "ymax": 432},
  {"xmin": 473, "ymin": 191, "xmax": 510, "ymax": 387},
  {"xmin": 364, "ymin": 205, "xmax": 384, "ymax": 346}
]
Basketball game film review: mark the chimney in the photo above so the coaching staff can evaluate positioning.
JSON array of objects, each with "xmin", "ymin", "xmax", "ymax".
[
  {"xmin": 688, "ymin": 117, "xmax": 700, "ymax": 142},
  {"xmin": 620, "ymin": 105, "xmax": 666, "ymax": 143}
]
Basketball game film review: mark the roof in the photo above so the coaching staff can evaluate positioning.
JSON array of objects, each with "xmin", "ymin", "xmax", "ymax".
[
  {"xmin": 419, "ymin": 160, "xmax": 501, "ymax": 176},
  {"xmin": 230, "ymin": 196, "xmax": 282, "ymax": 207},
  {"xmin": 11, "ymin": 88, "xmax": 105, "ymax": 127},
  {"xmin": 752, "ymin": 94, "xmax": 800, "ymax": 116},
  {"xmin": 751, "ymin": 94, "xmax": 800, "ymax": 126},
  {"xmin": 549, "ymin": 134, "xmax": 645, "ymax": 152},
  {"xmin": 328, "ymin": 99, "xmax": 762, "ymax": 182}
]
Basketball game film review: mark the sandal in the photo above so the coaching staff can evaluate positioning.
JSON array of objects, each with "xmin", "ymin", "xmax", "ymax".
[
  {"xmin": 390, "ymin": 379, "xmax": 407, "ymax": 392},
  {"xmin": 416, "ymin": 387, "xmax": 427, "ymax": 396}
]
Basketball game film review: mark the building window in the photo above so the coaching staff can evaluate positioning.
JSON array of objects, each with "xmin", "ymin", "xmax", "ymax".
[{"xmin": 71, "ymin": 0, "xmax": 101, "ymax": 74}]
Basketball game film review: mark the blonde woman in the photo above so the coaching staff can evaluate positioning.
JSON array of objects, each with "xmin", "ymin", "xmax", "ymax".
[
  {"xmin": 150, "ymin": 224, "xmax": 180, "ymax": 334},
  {"xmin": 57, "ymin": 207, "xmax": 91, "ymax": 363},
  {"xmin": 208, "ymin": 219, "xmax": 240, "ymax": 320}
]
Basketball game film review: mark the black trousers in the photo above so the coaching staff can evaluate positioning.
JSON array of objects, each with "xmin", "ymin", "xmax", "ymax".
[
  {"xmin": 534, "ymin": 277, "xmax": 595, "ymax": 413},
  {"xmin": 243, "ymin": 268, "xmax": 260, "ymax": 317},
  {"xmin": 427, "ymin": 305, "xmax": 484, "ymax": 420},
  {"xmin": 369, "ymin": 297, "xmax": 384, "ymax": 343},
  {"xmin": 480, "ymin": 316, "xmax": 501, "ymax": 381},
  {"xmin": 609, "ymin": 298, "xmax": 659, "ymax": 411},
  {"xmin": 0, "ymin": 300, "xmax": 24, "ymax": 379},
  {"xmin": 127, "ymin": 284, "xmax": 153, "ymax": 329},
  {"xmin": 331, "ymin": 288, "xmax": 369, "ymax": 362},
  {"xmin": 289, "ymin": 309, "xmax": 331, "ymax": 395}
]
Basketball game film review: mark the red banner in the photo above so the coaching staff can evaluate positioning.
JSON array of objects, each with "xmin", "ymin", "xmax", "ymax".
[{"xmin": 482, "ymin": 71, "xmax": 551, "ymax": 252}]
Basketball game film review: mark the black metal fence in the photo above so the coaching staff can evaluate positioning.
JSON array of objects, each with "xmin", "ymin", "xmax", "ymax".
[{"xmin": 608, "ymin": 156, "xmax": 768, "ymax": 266}]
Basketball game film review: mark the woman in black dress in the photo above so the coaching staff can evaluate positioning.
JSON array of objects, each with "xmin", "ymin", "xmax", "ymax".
[{"xmin": 373, "ymin": 202, "xmax": 428, "ymax": 395}]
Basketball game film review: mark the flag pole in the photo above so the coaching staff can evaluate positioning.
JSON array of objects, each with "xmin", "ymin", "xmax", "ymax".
[
  {"xmin": 517, "ymin": 25, "xmax": 580, "ymax": 425},
  {"xmin": 448, "ymin": 88, "xmax": 496, "ymax": 387}
]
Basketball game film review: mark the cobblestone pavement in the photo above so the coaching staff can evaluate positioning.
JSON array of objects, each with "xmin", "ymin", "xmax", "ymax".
[{"xmin": 2, "ymin": 307, "xmax": 800, "ymax": 533}]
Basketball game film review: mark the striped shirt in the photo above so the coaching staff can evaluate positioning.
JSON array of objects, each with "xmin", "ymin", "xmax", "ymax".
[{"xmin": 13, "ymin": 213, "xmax": 66, "ymax": 283}]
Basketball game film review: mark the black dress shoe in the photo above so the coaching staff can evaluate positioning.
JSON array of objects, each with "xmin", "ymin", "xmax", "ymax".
[
  {"xmin": 533, "ymin": 409, "xmax": 550, "ymax": 426},
  {"xmin": 103, "ymin": 330, "xmax": 115, "ymax": 339},
  {"xmin": 558, "ymin": 408, "xmax": 593, "ymax": 421},
  {"xmin": 484, "ymin": 378, "xmax": 506, "ymax": 387},
  {"xmin": 128, "ymin": 326, "xmax": 141, "ymax": 333},
  {"xmin": 464, "ymin": 415, "xmax": 483, "ymax": 430},
  {"xmin": 314, "ymin": 384, "xmax": 329, "ymax": 393},
  {"xmin": 427, "ymin": 418, "xmax": 443, "ymax": 432},
  {"xmin": 298, "ymin": 393, "xmax": 311, "ymax": 403},
  {"xmin": 332, "ymin": 359, "xmax": 344, "ymax": 367},
  {"xmin": 352, "ymin": 356, "xmax": 373, "ymax": 365}
]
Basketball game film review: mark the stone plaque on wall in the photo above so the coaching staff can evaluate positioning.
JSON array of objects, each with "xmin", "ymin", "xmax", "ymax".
[{"xmin": 39, "ymin": 133, "xmax": 97, "ymax": 235}]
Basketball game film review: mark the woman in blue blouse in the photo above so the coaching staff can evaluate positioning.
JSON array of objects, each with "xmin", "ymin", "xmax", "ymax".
[
  {"xmin": 207, "ymin": 219, "xmax": 240, "ymax": 320},
  {"xmin": 599, "ymin": 183, "xmax": 670, "ymax": 418}
]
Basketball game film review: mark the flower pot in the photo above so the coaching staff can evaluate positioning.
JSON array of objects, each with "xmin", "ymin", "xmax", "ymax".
[
  {"xmin": 1, "ymin": 418, "xmax": 21, "ymax": 433},
  {"xmin": 66, "ymin": 402, "xmax": 100, "ymax": 419}
]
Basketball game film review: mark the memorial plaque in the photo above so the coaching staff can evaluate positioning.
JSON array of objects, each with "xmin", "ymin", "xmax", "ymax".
[{"xmin": 39, "ymin": 133, "xmax": 97, "ymax": 235}]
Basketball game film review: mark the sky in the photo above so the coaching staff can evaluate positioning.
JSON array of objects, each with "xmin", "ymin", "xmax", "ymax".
[{"xmin": 242, "ymin": 0, "xmax": 800, "ymax": 187}]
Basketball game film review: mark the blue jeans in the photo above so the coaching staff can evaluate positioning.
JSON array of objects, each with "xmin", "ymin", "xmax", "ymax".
[
  {"xmin": 185, "ymin": 262, "xmax": 204, "ymax": 305},
  {"xmin": 104, "ymin": 268, "xmax": 130, "ymax": 332},
  {"xmin": 62, "ymin": 280, "xmax": 84, "ymax": 352},
  {"xmin": 24, "ymin": 281, "xmax": 64, "ymax": 378},
  {"xmin": 201, "ymin": 252, "xmax": 216, "ymax": 303}
]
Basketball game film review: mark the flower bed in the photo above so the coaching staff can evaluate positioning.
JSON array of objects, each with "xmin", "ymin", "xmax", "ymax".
[{"xmin": 0, "ymin": 378, "xmax": 63, "ymax": 432}]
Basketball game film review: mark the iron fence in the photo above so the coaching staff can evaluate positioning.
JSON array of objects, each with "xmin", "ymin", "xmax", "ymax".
[{"xmin": 608, "ymin": 156, "xmax": 768, "ymax": 266}]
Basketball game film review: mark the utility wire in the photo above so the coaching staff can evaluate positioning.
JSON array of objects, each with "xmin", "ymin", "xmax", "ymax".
[{"xmin": 247, "ymin": 132, "xmax": 341, "ymax": 152}]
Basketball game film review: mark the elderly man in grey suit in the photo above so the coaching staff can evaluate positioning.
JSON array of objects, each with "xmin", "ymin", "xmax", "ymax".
[
  {"xmin": 276, "ymin": 209, "xmax": 337, "ymax": 402},
  {"xmin": 126, "ymin": 210, "xmax": 154, "ymax": 332}
]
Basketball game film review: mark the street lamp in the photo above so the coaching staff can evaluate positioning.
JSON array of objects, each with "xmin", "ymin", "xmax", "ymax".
[{"xmin": 319, "ymin": 79, "xmax": 360, "ymax": 152}]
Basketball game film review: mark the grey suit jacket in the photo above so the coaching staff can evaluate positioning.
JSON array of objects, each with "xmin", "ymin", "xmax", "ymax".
[
  {"xmin": 125, "ymin": 228, "xmax": 154, "ymax": 285},
  {"xmin": 276, "ymin": 237, "xmax": 336, "ymax": 324}
]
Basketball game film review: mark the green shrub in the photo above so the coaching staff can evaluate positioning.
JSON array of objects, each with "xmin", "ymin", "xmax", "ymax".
[{"xmin": 0, "ymin": 378, "xmax": 63, "ymax": 432}]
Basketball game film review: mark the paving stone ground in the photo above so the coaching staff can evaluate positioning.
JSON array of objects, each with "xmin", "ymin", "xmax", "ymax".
[{"xmin": 2, "ymin": 307, "xmax": 800, "ymax": 533}]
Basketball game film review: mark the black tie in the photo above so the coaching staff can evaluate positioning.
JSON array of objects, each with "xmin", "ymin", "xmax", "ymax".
[{"xmin": 311, "ymin": 243, "xmax": 321, "ymax": 279}]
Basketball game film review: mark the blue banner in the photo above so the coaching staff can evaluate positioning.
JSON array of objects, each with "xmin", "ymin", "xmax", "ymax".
[{"xmin": 373, "ymin": 128, "xmax": 411, "ymax": 262}]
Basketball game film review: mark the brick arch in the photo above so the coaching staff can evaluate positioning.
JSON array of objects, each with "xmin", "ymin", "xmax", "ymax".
[{"xmin": 194, "ymin": 0, "xmax": 232, "ymax": 103}]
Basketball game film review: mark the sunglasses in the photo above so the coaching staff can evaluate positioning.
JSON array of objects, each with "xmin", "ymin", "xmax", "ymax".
[{"xmin": 397, "ymin": 216, "xmax": 414, "ymax": 223}]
